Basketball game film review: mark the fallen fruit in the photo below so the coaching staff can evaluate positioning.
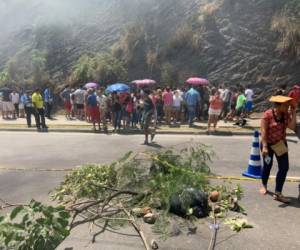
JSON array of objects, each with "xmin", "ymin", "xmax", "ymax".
[
  {"xmin": 210, "ymin": 191, "xmax": 220, "ymax": 202},
  {"xmin": 143, "ymin": 213, "xmax": 157, "ymax": 224}
]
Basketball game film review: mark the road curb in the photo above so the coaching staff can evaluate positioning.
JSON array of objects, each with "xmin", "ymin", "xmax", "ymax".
[{"xmin": 0, "ymin": 128, "xmax": 298, "ymax": 137}]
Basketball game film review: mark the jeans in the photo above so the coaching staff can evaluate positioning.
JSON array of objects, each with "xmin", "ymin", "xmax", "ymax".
[
  {"xmin": 36, "ymin": 108, "xmax": 46, "ymax": 128},
  {"xmin": 262, "ymin": 143, "xmax": 289, "ymax": 193},
  {"xmin": 25, "ymin": 106, "xmax": 38, "ymax": 127},
  {"xmin": 114, "ymin": 111, "xmax": 121, "ymax": 129},
  {"xmin": 45, "ymin": 102, "xmax": 52, "ymax": 118},
  {"xmin": 187, "ymin": 105, "xmax": 196, "ymax": 126}
]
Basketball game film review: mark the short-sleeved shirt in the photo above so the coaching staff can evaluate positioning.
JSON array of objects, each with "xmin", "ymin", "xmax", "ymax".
[
  {"xmin": 74, "ymin": 89, "xmax": 85, "ymax": 104},
  {"xmin": 236, "ymin": 94, "xmax": 246, "ymax": 110},
  {"xmin": 87, "ymin": 94, "xmax": 98, "ymax": 107},
  {"xmin": 245, "ymin": 89, "xmax": 254, "ymax": 102},
  {"xmin": 97, "ymin": 95, "xmax": 108, "ymax": 110},
  {"xmin": 162, "ymin": 91, "xmax": 173, "ymax": 106},
  {"xmin": 263, "ymin": 109, "xmax": 289, "ymax": 144},
  {"xmin": 61, "ymin": 89, "xmax": 71, "ymax": 101},
  {"xmin": 32, "ymin": 92, "xmax": 44, "ymax": 109},
  {"xmin": 1, "ymin": 87, "xmax": 12, "ymax": 102}
]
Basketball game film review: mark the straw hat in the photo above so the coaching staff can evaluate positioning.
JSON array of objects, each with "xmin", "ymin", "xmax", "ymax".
[{"xmin": 269, "ymin": 95, "xmax": 293, "ymax": 103}]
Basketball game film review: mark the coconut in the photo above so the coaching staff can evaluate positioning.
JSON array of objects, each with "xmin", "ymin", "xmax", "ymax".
[{"xmin": 209, "ymin": 191, "xmax": 220, "ymax": 202}]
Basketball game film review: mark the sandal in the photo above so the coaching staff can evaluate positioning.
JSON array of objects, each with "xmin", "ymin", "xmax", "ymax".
[{"xmin": 273, "ymin": 193, "xmax": 290, "ymax": 203}]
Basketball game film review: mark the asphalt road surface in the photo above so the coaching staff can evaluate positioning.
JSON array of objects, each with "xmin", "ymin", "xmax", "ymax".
[{"xmin": 0, "ymin": 132, "xmax": 299, "ymax": 250}]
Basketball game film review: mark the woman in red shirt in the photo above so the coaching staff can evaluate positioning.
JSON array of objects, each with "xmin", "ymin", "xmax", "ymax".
[
  {"xmin": 207, "ymin": 88, "xmax": 223, "ymax": 133},
  {"xmin": 260, "ymin": 95, "xmax": 297, "ymax": 203}
]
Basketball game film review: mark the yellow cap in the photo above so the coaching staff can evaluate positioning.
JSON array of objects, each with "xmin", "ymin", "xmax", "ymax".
[{"xmin": 269, "ymin": 95, "xmax": 293, "ymax": 103}]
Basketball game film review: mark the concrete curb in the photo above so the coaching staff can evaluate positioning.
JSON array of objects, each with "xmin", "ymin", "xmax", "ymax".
[{"xmin": 0, "ymin": 127, "xmax": 296, "ymax": 137}]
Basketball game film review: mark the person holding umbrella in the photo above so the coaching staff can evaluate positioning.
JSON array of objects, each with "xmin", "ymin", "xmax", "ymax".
[{"xmin": 260, "ymin": 95, "xmax": 297, "ymax": 203}]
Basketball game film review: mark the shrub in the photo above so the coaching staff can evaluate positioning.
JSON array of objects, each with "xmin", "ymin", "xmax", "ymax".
[{"xmin": 271, "ymin": 13, "xmax": 300, "ymax": 58}]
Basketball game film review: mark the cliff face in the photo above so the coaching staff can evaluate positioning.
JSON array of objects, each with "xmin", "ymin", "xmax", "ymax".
[{"xmin": 0, "ymin": 0, "xmax": 299, "ymax": 105}]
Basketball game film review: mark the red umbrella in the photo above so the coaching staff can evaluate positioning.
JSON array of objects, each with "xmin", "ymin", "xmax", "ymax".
[
  {"xmin": 186, "ymin": 77, "xmax": 209, "ymax": 86},
  {"xmin": 132, "ymin": 79, "xmax": 156, "ymax": 87}
]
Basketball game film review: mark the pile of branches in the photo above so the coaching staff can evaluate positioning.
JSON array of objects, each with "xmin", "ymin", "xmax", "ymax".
[{"xmin": 0, "ymin": 143, "xmax": 248, "ymax": 250}]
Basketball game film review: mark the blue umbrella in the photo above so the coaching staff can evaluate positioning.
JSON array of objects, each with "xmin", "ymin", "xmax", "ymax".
[{"xmin": 106, "ymin": 83, "xmax": 130, "ymax": 93}]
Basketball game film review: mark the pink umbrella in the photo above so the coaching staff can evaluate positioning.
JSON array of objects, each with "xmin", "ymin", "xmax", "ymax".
[
  {"xmin": 85, "ymin": 82, "xmax": 99, "ymax": 89},
  {"xmin": 186, "ymin": 77, "xmax": 209, "ymax": 86},
  {"xmin": 132, "ymin": 79, "xmax": 156, "ymax": 87}
]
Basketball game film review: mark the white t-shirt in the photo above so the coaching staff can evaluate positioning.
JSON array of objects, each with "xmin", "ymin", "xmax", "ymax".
[
  {"xmin": 245, "ymin": 89, "xmax": 254, "ymax": 102},
  {"xmin": 74, "ymin": 89, "xmax": 86, "ymax": 104},
  {"xmin": 10, "ymin": 93, "xmax": 20, "ymax": 104},
  {"xmin": 173, "ymin": 95, "xmax": 182, "ymax": 107},
  {"xmin": 97, "ymin": 95, "xmax": 108, "ymax": 110}
]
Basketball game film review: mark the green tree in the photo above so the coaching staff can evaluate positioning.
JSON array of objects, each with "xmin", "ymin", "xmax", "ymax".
[
  {"xmin": 94, "ymin": 53, "xmax": 127, "ymax": 84},
  {"xmin": 0, "ymin": 71, "xmax": 9, "ymax": 85},
  {"xmin": 71, "ymin": 54, "xmax": 95, "ymax": 84}
]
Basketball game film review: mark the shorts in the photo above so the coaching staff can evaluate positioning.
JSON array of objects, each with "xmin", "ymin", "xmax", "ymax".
[
  {"xmin": 236, "ymin": 107, "xmax": 244, "ymax": 116},
  {"xmin": 76, "ymin": 104, "xmax": 84, "ymax": 110},
  {"xmin": 173, "ymin": 106, "xmax": 181, "ymax": 112},
  {"xmin": 208, "ymin": 108, "xmax": 221, "ymax": 116},
  {"xmin": 90, "ymin": 106, "xmax": 100, "ymax": 122},
  {"xmin": 164, "ymin": 105, "xmax": 173, "ymax": 113},
  {"xmin": 142, "ymin": 112, "xmax": 153, "ymax": 130},
  {"xmin": 19, "ymin": 103, "xmax": 25, "ymax": 109},
  {"xmin": 245, "ymin": 101, "xmax": 253, "ymax": 112},
  {"xmin": 64, "ymin": 101, "xmax": 72, "ymax": 112}
]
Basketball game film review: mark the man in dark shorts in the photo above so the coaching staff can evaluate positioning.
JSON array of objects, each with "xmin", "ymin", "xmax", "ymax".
[{"xmin": 142, "ymin": 89, "xmax": 155, "ymax": 145}]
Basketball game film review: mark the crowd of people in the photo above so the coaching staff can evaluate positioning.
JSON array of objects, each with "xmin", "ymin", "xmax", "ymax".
[
  {"xmin": 1, "ymin": 83, "xmax": 299, "ymax": 136},
  {"xmin": 1, "ymin": 82, "xmax": 300, "ymax": 199}
]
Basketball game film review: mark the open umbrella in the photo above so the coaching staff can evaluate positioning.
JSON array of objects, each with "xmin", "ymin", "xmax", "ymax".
[
  {"xmin": 186, "ymin": 77, "xmax": 209, "ymax": 86},
  {"xmin": 85, "ymin": 82, "xmax": 99, "ymax": 89},
  {"xmin": 106, "ymin": 83, "xmax": 130, "ymax": 93},
  {"xmin": 132, "ymin": 79, "xmax": 156, "ymax": 87}
]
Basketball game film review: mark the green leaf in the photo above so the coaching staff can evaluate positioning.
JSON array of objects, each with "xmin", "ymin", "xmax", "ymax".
[
  {"xmin": 10, "ymin": 206, "xmax": 24, "ymax": 220},
  {"xmin": 58, "ymin": 211, "xmax": 70, "ymax": 219},
  {"xmin": 57, "ymin": 218, "xmax": 68, "ymax": 228}
]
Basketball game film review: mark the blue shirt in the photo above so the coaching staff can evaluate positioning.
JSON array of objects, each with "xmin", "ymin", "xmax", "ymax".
[
  {"xmin": 44, "ymin": 88, "xmax": 53, "ymax": 103},
  {"xmin": 184, "ymin": 88, "xmax": 200, "ymax": 106},
  {"xmin": 87, "ymin": 93, "xmax": 97, "ymax": 107}
]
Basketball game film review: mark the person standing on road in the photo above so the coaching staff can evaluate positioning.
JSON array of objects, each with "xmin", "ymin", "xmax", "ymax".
[
  {"xmin": 260, "ymin": 95, "xmax": 297, "ymax": 203},
  {"xmin": 141, "ymin": 89, "xmax": 155, "ymax": 145},
  {"xmin": 207, "ymin": 88, "xmax": 223, "ymax": 133},
  {"xmin": 97, "ymin": 87, "xmax": 108, "ymax": 132},
  {"xmin": 87, "ymin": 88, "xmax": 100, "ymax": 132},
  {"xmin": 220, "ymin": 84, "xmax": 231, "ymax": 119},
  {"xmin": 74, "ymin": 86, "xmax": 85, "ymax": 120},
  {"xmin": 21, "ymin": 90, "xmax": 38, "ymax": 128},
  {"xmin": 235, "ymin": 87, "xmax": 247, "ymax": 126},
  {"xmin": 184, "ymin": 86, "xmax": 200, "ymax": 127},
  {"xmin": 10, "ymin": 89, "xmax": 20, "ymax": 119},
  {"xmin": 0, "ymin": 84, "xmax": 14, "ymax": 119},
  {"xmin": 32, "ymin": 88, "xmax": 47, "ymax": 131},
  {"xmin": 162, "ymin": 87, "xmax": 173, "ymax": 125},
  {"xmin": 60, "ymin": 85, "xmax": 72, "ymax": 120},
  {"xmin": 44, "ymin": 85, "xmax": 54, "ymax": 119},
  {"xmin": 245, "ymin": 85, "xmax": 254, "ymax": 117}
]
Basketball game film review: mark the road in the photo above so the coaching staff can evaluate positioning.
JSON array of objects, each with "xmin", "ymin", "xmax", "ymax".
[{"xmin": 0, "ymin": 132, "xmax": 299, "ymax": 250}]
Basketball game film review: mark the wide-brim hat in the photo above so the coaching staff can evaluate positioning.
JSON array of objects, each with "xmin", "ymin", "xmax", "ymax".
[{"xmin": 269, "ymin": 95, "xmax": 293, "ymax": 103}]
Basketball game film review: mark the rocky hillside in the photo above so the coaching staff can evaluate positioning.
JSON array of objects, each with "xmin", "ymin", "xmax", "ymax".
[{"xmin": 0, "ymin": 0, "xmax": 299, "ymax": 105}]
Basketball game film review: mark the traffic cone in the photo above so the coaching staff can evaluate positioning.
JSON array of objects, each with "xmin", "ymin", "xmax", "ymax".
[{"xmin": 242, "ymin": 130, "xmax": 262, "ymax": 179}]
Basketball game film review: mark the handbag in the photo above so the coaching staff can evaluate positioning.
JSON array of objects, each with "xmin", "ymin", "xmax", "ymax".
[{"xmin": 270, "ymin": 140, "xmax": 288, "ymax": 157}]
